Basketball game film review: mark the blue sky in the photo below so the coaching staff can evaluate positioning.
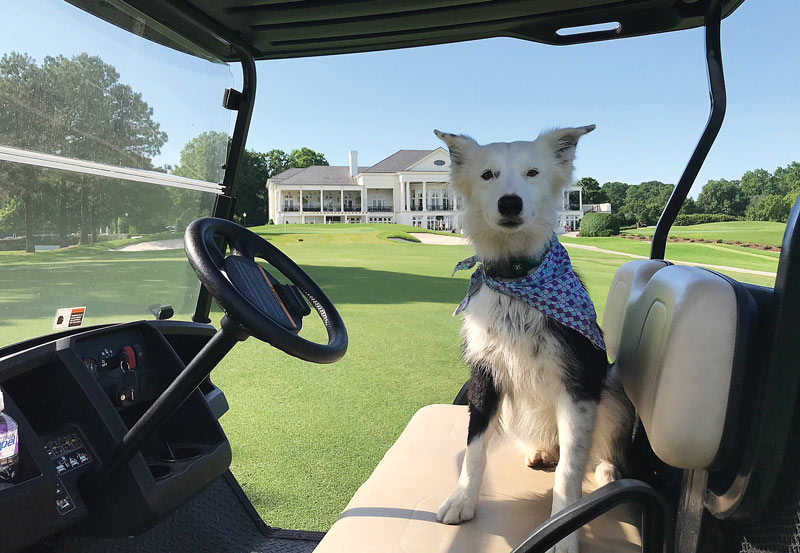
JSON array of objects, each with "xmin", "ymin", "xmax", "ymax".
[{"xmin": 2, "ymin": 0, "xmax": 798, "ymax": 197}]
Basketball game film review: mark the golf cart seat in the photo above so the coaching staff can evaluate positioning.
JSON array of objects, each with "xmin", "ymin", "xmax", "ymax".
[{"xmin": 316, "ymin": 258, "xmax": 754, "ymax": 552}]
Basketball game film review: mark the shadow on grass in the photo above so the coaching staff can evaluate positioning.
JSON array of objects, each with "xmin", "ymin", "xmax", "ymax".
[
  {"xmin": 0, "ymin": 257, "xmax": 469, "ymax": 333},
  {"xmin": 208, "ymin": 264, "xmax": 466, "ymax": 310}
]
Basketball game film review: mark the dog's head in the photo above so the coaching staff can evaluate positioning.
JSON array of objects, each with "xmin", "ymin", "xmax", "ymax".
[{"xmin": 434, "ymin": 126, "xmax": 594, "ymax": 258}]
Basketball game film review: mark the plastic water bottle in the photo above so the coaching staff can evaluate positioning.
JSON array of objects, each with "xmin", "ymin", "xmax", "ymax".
[{"xmin": 0, "ymin": 389, "xmax": 19, "ymax": 483}]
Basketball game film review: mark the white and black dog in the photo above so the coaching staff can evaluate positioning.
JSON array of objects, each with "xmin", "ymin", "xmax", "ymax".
[{"xmin": 434, "ymin": 127, "xmax": 633, "ymax": 553}]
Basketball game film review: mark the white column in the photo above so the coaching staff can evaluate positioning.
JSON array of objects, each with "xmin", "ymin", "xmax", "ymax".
[
  {"xmin": 363, "ymin": 188, "xmax": 368, "ymax": 213},
  {"xmin": 453, "ymin": 191, "xmax": 458, "ymax": 211},
  {"xmin": 405, "ymin": 181, "xmax": 410, "ymax": 211},
  {"xmin": 340, "ymin": 188, "xmax": 344, "ymax": 212},
  {"xmin": 299, "ymin": 187, "xmax": 304, "ymax": 213},
  {"xmin": 399, "ymin": 179, "xmax": 404, "ymax": 211},
  {"xmin": 320, "ymin": 188, "xmax": 324, "ymax": 212},
  {"xmin": 422, "ymin": 181, "xmax": 427, "ymax": 211},
  {"xmin": 578, "ymin": 189, "xmax": 583, "ymax": 211}
]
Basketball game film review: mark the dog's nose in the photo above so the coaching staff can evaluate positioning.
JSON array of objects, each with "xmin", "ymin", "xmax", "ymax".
[{"xmin": 497, "ymin": 195, "xmax": 523, "ymax": 217}]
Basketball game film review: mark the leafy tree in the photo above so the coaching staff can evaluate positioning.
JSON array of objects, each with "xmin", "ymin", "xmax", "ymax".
[
  {"xmin": 172, "ymin": 131, "xmax": 228, "ymax": 183},
  {"xmin": 235, "ymin": 150, "xmax": 272, "ymax": 226},
  {"xmin": 170, "ymin": 131, "xmax": 229, "ymax": 229},
  {"xmin": 775, "ymin": 162, "xmax": 800, "ymax": 195},
  {"xmin": 745, "ymin": 194, "xmax": 792, "ymax": 222},
  {"xmin": 696, "ymin": 178, "xmax": 747, "ymax": 216},
  {"xmin": 576, "ymin": 177, "xmax": 607, "ymax": 204},
  {"xmin": 0, "ymin": 52, "xmax": 168, "ymax": 248},
  {"xmin": 288, "ymin": 147, "xmax": 328, "ymax": 168},
  {"xmin": 679, "ymin": 197, "xmax": 698, "ymax": 215},
  {"xmin": 0, "ymin": 53, "xmax": 54, "ymax": 251},
  {"xmin": 620, "ymin": 181, "xmax": 674, "ymax": 226},
  {"xmin": 601, "ymin": 181, "xmax": 629, "ymax": 212},
  {"xmin": 740, "ymin": 168, "xmax": 781, "ymax": 198},
  {"xmin": 265, "ymin": 149, "xmax": 291, "ymax": 176}
]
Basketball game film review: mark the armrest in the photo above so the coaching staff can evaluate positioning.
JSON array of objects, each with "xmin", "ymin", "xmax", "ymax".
[{"xmin": 510, "ymin": 479, "xmax": 673, "ymax": 553}]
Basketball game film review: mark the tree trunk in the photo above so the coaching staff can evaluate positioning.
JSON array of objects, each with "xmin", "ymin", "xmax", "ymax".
[
  {"xmin": 79, "ymin": 185, "xmax": 89, "ymax": 245},
  {"xmin": 23, "ymin": 192, "xmax": 35, "ymax": 253},
  {"xmin": 58, "ymin": 180, "xmax": 68, "ymax": 248}
]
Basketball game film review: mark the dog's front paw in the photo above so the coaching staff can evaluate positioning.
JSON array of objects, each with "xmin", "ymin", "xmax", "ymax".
[
  {"xmin": 547, "ymin": 532, "xmax": 579, "ymax": 553},
  {"xmin": 436, "ymin": 488, "xmax": 477, "ymax": 525}
]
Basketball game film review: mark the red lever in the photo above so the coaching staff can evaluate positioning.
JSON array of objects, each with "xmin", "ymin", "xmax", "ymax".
[{"xmin": 122, "ymin": 346, "xmax": 137, "ymax": 369}]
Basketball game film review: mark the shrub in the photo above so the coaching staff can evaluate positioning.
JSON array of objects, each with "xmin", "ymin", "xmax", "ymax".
[
  {"xmin": 673, "ymin": 213, "xmax": 742, "ymax": 226},
  {"xmin": 267, "ymin": 219, "xmax": 275, "ymax": 225},
  {"xmin": 579, "ymin": 213, "xmax": 620, "ymax": 237},
  {"xmin": 383, "ymin": 231, "xmax": 420, "ymax": 243}
]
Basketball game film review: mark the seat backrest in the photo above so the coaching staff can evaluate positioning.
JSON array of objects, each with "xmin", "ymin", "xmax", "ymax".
[
  {"xmin": 603, "ymin": 261, "xmax": 753, "ymax": 471},
  {"xmin": 602, "ymin": 260, "xmax": 670, "ymax": 364}
]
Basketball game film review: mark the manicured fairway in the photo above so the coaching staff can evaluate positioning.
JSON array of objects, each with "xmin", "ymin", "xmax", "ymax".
[
  {"xmin": 0, "ymin": 223, "xmax": 780, "ymax": 531},
  {"xmin": 622, "ymin": 221, "xmax": 786, "ymax": 247}
]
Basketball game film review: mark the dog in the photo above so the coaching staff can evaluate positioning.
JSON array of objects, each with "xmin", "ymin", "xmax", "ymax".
[{"xmin": 434, "ymin": 127, "xmax": 633, "ymax": 553}]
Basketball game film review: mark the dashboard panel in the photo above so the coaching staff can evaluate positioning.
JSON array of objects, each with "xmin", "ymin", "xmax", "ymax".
[{"xmin": 0, "ymin": 320, "xmax": 231, "ymax": 552}]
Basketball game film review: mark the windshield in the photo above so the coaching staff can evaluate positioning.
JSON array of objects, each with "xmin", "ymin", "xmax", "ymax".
[{"xmin": 0, "ymin": 0, "xmax": 234, "ymax": 347}]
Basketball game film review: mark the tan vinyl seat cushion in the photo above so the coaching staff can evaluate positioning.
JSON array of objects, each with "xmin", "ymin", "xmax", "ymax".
[{"xmin": 314, "ymin": 404, "xmax": 641, "ymax": 553}]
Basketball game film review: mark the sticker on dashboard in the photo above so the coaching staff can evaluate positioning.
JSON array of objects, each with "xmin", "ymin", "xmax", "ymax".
[{"xmin": 53, "ymin": 307, "xmax": 86, "ymax": 330}]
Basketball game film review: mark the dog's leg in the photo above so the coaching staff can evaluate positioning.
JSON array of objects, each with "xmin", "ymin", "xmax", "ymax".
[
  {"xmin": 549, "ymin": 391, "xmax": 598, "ymax": 553},
  {"xmin": 437, "ymin": 363, "xmax": 500, "ymax": 525}
]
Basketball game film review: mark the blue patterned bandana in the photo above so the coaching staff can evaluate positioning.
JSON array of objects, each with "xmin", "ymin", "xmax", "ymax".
[{"xmin": 453, "ymin": 239, "xmax": 605, "ymax": 350}]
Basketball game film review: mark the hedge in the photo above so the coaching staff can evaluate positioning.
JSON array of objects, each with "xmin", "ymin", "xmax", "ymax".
[
  {"xmin": 673, "ymin": 213, "xmax": 742, "ymax": 226},
  {"xmin": 579, "ymin": 213, "xmax": 620, "ymax": 237}
]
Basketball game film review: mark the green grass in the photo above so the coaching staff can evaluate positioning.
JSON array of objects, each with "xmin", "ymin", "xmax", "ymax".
[
  {"xmin": 622, "ymin": 221, "xmax": 786, "ymax": 247},
  {"xmin": 0, "ymin": 223, "xmax": 779, "ymax": 530},
  {"xmin": 559, "ymin": 235, "xmax": 779, "ymax": 274}
]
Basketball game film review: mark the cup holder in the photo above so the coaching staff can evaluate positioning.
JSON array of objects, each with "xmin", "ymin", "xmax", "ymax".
[
  {"xmin": 158, "ymin": 444, "xmax": 206, "ymax": 463},
  {"xmin": 148, "ymin": 463, "xmax": 173, "ymax": 481}
]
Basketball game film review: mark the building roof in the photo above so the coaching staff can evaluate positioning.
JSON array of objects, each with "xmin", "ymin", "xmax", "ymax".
[
  {"xmin": 269, "ymin": 167, "xmax": 304, "ymax": 182},
  {"xmin": 364, "ymin": 150, "xmax": 433, "ymax": 173},
  {"xmin": 271, "ymin": 165, "xmax": 369, "ymax": 186}
]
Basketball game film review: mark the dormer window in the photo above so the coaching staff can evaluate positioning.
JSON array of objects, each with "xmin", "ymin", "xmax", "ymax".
[{"xmin": 434, "ymin": 159, "xmax": 446, "ymax": 166}]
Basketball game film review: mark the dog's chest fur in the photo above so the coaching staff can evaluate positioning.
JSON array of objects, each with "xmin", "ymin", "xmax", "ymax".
[{"xmin": 462, "ymin": 284, "xmax": 566, "ymax": 450}]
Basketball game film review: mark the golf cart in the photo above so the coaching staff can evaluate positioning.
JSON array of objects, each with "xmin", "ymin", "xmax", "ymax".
[{"xmin": 1, "ymin": 1, "xmax": 798, "ymax": 552}]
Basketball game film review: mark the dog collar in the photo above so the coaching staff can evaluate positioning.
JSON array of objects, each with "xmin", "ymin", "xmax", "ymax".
[
  {"xmin": 483, "ymin": 246, "xmax": 550, "ymax": 279},
  {"xmin": 452, "ymin": 238, "xmax": 606, "ymax": 351}
]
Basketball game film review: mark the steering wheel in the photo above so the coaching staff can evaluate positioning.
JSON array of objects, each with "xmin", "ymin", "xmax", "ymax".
[{"xmin": 184, "ymin": 217, "xmax": 347, "ymax": 364}]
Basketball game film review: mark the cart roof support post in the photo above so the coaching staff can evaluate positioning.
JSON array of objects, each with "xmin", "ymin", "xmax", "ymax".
[{"xmin": 651, "ymin": 0, "xmax": 727, "ymax": 260}]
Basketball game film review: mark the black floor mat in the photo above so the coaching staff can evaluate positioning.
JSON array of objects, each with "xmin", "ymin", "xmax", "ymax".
[{"xmin": 39, "ymin": 471, "xmax": 323, "ymax": 553}]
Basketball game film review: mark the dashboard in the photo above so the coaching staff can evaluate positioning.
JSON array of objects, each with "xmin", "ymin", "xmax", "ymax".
[{"xmin": 0, "ymin": 320, "xmax": 231, "ymax": 553}]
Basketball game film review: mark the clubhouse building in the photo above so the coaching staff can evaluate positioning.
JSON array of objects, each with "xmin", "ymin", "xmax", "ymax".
[{"xmin": 266, "ymin": 148, "xmax": 595, "ymax": 232}]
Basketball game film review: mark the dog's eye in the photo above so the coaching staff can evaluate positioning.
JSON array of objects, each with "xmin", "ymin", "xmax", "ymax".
[
  {"xmin": 481, "ymin": 170, "xmax": 493, "ymax": 180},
  {"xmin": 527, "ymin": 169, "xmax": 539, "ymax": 177}
]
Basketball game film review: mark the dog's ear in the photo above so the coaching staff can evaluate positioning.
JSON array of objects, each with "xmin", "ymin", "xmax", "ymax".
[
  {"xmin": 542, "ymin": 125, "xmax": 595, "ymax": 164},
  {"xmin": 434, "ymin": 130, "xmax": 478, "ymax": 166}
]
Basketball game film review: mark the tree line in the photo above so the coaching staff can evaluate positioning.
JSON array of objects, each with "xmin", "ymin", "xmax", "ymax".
[
  {"xmin": 0, "ymin": 52, "xmax": 326, "ymax": 252},
  {"xmin": 578, "ymin": 161, "xmax": 800, "ymax": 227}
]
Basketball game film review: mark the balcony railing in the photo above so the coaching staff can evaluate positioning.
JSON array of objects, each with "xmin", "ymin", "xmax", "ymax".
[
  {"xmin": 368, "ymin": 205, "xmax": 394, "ymax": 212},
  {"xmin": 409, "ymin": 202, "xmax": 453, "ymax": 211},
  {"xmin": 302, "ymin": 205, "xmax": 364, "ymax": 212},
  {"xmin": 283, "ymin": 206, "xmax": 300, "ymax": 212}
]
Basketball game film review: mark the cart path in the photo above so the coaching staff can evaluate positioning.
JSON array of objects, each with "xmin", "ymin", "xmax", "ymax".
[
  {"xmin": 562, "ymin": 242, "xmax": 777, "ymax": 277},
  {"xmin": 115, "ymin": 238, "xmax": 184, "ymax": 251}
]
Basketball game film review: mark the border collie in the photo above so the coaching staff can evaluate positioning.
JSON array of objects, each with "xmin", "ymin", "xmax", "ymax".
[{"xmin": 434, "ymin": 127, "xmax": 633, "ymax": 553}]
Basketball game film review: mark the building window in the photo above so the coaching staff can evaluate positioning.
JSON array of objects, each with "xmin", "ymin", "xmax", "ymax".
[
  {"xmin": 368, "ymin": 217, "xmax": 393, "ymax": 224},
  {"xmin": 283, "ymin": 193, "xmax": 295, "ymax": 210},
  {"xmin": 434, "ymin": 159, "xmax": 446, "ymax": 166},
  {"xmin": 412, "ymin": 216, "xmax": 423, "ymax": 228}
]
